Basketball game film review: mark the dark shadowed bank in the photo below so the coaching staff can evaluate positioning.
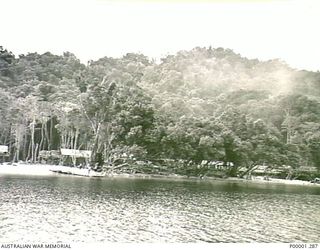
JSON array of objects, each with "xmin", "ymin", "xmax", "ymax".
[{"xmin": 1, "ymin": 46, "xmax": 320, "ymax": 182}]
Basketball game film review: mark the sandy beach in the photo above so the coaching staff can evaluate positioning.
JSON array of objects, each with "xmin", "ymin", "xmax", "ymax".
[
  {"xmin": 0, "ymin": 163, "xmax": 54, "ymax": 176},
  {"xmin": 228, "ymin": 176, "xmax": 318, "ymax": 186}
]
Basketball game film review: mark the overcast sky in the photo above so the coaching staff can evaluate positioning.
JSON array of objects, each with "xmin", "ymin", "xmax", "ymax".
[{"xmin": 1, "ymin": 0, "xmax": 319, "ymax": 71}]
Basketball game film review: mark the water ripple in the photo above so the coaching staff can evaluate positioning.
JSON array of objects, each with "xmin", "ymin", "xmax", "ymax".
[{"xmin": 0, "ymin": 175, "xmax": 319, "ymax": 242}]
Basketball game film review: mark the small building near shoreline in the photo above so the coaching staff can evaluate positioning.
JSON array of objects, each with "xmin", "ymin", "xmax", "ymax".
[
  {"xmin": 0, "ymin": 145, "xmax": 9, "ymax": 163},
  {"xmin": 60, "ymin": 148, "xmax": 92, "ymax": 166},
  {"xmin": 0, "ymin": 145, "xmax": 8, "ymax": 155}
]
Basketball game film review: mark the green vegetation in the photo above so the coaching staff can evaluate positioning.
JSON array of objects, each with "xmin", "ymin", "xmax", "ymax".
[{"xmin": 1, "ymin": 46, "xmax": 320, "ymax": 179}]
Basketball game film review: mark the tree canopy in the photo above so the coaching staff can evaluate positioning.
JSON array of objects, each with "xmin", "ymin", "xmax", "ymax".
[{"xmin": 1, "ymin": 46, "xmax": 320, "ymax": 175}]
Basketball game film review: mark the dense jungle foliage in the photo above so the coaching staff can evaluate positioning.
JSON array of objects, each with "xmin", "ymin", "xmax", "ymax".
[{"xmin": 1, "ymin": 46, "xmax": 320, "ymax": 176}]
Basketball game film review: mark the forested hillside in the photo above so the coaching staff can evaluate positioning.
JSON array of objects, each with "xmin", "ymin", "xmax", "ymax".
[{"xmin": 1, "ymin": 46, "xmax": 320, "ymax": 176}]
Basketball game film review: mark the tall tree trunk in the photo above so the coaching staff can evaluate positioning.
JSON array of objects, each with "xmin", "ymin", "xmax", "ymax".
[
  {"xmin": 61, "ymin": 133, "xmax": 67, "ymax": 149},
  {"xmin": 90, "ymin": 122, "xmax": 101, "ymax": 165},
  {"xmin": 8, "ymin": 124, "xmax": 13, "ymax": 162},
  {"xmin": 49, "ymin": 117, "xmax": 53, "ymax": 150},
  {"xmin": 44, "ymin": 121, "xmax": 50, "ymax": 151},
  {"xmin": 26, "ymin": 140, "xmax": 32, "ymax": 162},
  {"xmin": 74, "ymin": 129, "xmax": 79, "ymax": 150},
  {"xmin": 34, "ymin": 143, "xmax": 39, "ymax": 162},
  {"xmin": 14, "ymin": 125, "xmax": 21, "ymax": 162},
  {"xmin": 29, "ymin": 117, "xmax": 36, "ymax": 163},
  {"xmin": 38, "ymin": 123, "xmax": 44, "ymax": 161},
  {"xmin": 22, "ymin": 131, "xmax": 28, "ymax": 161}
]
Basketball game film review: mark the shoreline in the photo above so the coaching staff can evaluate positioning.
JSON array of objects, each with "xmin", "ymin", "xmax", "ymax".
[
  {"xmin": 0, "ymin": 163, "xmax": 55, "ymax": 176},
  {"xmin": 0, "ymin": 162, "xmax": 319, "ymax": 187}
]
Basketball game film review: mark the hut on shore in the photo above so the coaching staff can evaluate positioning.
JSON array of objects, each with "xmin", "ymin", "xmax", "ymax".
[{"xmin": 0, "ymin": 145, "xmax": 9, "ymax": 162}]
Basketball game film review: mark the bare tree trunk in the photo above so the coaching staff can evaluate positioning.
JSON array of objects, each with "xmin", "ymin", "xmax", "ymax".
[
  {"xmin": 26, "ymin": 140, "xmax": 32, "ymax": 162},
  {"xmin": 74, "ymin": 129, "xmax": 79, "ymax": 150},
  {"xmin": 30, "ymin": 118, "xmax": 36, "ymax": 163},
  {"xmin": 22, "ymin": 131, "xmax": 27, "ymax": 161},
  {"xmin": 90, "ymin": 122, "xmax": 101, "ymax": 165},
  {"xmin": 8, "ymin": 124, "xmax": 13, "ymax": 162},
  {"xmin": 61, "ymin": 132, "xmax": 67, "ymax": 149},
  {"xmin": 49, "ymin": 117, "xmax": 53, "ymax": 150},
  {"xmin": 38, "ymin": 123, "xmax": 44, "ymax": 161},
  {"xmin": 34, "ymin": 143, "xmax": 39, "ymax": 162},
  {"xmin": 44, "ymin": 121, "xmax": 50, "ymax": 151},
  {"xmin": 66, "ymin": 132, "xmax": 69, "ymax": 149},
  {"xmin": 71, "ymin": 131, "xmax": 76, "ymax": 166},
  {"xmin": 14, "ymin": 125, "xmax": 21, "ymax": 162}
]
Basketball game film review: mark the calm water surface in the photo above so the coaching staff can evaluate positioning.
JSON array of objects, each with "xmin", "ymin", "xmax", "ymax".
[{"xmin": 0, "ymin": 175, "xmax": 319, "ymax": 243}]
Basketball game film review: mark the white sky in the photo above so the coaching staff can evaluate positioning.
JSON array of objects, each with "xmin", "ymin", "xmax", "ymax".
[{"xmin": 1, "ymin": 0, "xmax": 320, "ymax": 71}]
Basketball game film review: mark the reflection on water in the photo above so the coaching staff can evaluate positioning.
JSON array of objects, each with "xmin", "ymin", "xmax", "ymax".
[{"xmin": 0, "ymin": 175, "xmax": 319, "ymax": 243}]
